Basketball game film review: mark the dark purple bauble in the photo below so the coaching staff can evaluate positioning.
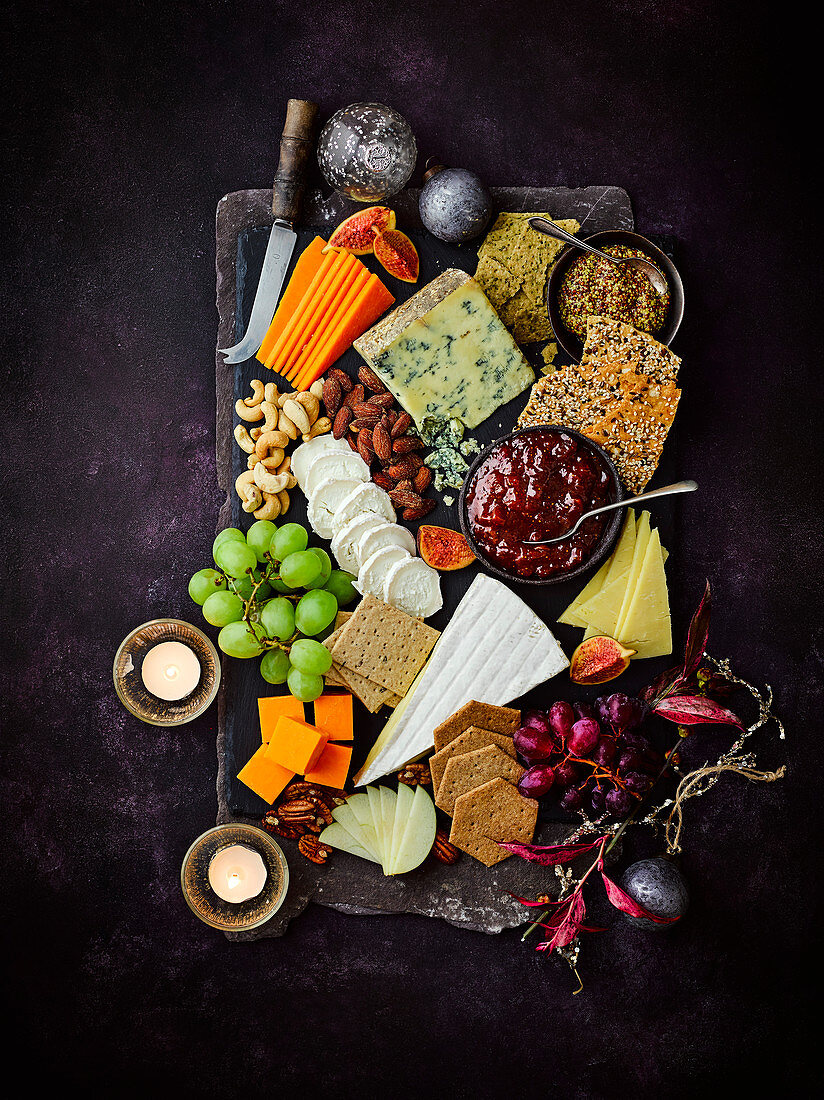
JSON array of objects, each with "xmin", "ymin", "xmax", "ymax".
[
  {"xmin": 419, "ymin": 166, "xmax": 493, "ymax": 243},
  {"xmin": 619, "ymin": 858, "xmax": 689, "ymax": 930}
]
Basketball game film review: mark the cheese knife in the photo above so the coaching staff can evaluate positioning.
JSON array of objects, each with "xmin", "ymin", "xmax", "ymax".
[{"xmin": 219, "ymin": 98, "xmax": 319, "ymax": 363}]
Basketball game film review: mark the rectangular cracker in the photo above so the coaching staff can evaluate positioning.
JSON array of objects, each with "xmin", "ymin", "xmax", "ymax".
[
  {"xmin": 434, "ymin": 744, "xmax": 524, "ymax": 816},
  {"xmin": 331, "ymin": 594, "xmax": 439, "ymax": 696},
  {"xmin": 449, "ymin": 777, "xmax": 538, "ymax": 867},
  {"xmin": 432, "ymin": 701, "xmax": 521, "ymax": 752},
  {"xmin": 323, "ymin": 611, "xmax": 400, "ymax": 711},
  {"xmin": 429, "ymin": 726, "xmax": 516, "ymax": 794}
]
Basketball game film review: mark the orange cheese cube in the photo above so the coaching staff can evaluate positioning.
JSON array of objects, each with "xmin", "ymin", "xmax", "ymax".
[
  {"xmin": 237, "ymin": 744, "xmax": 295, "ymax": 804},
  {"xmin": 304, "ymin": 742, "xmax": 353, "ymax": 789},
  {"xmin": 265, "ymin": 715, "xmax": 329, "ymax": 774},
  {"xmin": 313, "ymin": 693, "xmax": 353, "ymax": 742},
  {"xmin": 258, "ymin": 696, "xmax": 306, "ymax": 743}
]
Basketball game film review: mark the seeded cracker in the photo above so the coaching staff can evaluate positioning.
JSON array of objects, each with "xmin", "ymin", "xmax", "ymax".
[
  {"xmin": 429, "ymin": 726, "xmax": 517, "ymax": 794},
  {"xmin": 331, "ymin": 594, "xmax": 439, "ymax": 696},
  {"xmin": 450, "ymin": 777, "xmax": 538, "ymax": 866},
  {"xmin": 433, "ymin": 701, "xmax": 521, "ymax": 752},
  {"xmin": 475, "ymin": 214, "xmax": 580, "ymax": 345},
  {"xmin": 435, "ymin": 744, "xmax": 524, "ymax": 816},
  {"xmin": 322, "ymin": 612, "xmax": 401, "ymax": 710},
  {"xmin": 518, "ymin": 315, "xmax": 682, "ymax": 492}
]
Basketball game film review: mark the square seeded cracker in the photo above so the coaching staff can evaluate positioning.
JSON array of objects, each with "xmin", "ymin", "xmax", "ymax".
[
  {"xmin": 429, "ymin": 726, "xmax": 516, "ymax": 794},
  {"xmin": 435, "ymin": 744, "xmax": 524, "ymax": 816},
  {"xmin": 433, "ymin": 701, "xmax": 521, "ymax": 752},
  {"xmin": 323, "ymin": 611, "xmax": 401, "ymax": 711},
  {"xmin": 450, "ymin": 777, "xmax": 538, "ymax": 867},
  {"xmin": 331, "ymin": 594, "xmax": 439, "ymax": 696}
]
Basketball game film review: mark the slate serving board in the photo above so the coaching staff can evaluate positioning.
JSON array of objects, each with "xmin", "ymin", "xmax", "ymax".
[{"xmin": 213, "ymin": 186, "xmax": 671, "ymax": 940}]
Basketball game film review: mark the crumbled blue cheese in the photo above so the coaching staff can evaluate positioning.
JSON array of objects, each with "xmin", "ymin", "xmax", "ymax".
[
  {"xmin": 419, "ymin": 416, "xmax": 476, "ymax": 492},
  {"xmin": 355, "ymin": 271, "xmax": 534, "ymax": 430}
]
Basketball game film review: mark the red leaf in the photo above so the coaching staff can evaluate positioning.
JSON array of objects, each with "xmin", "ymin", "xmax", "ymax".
[
  {"xmin": 640, "ymin": 664, "xmax": 682, "ymax": 704},
  {"xmin": 653, "ymin": 694, "xmax": 744, "ymax": 729},
  {"xmin": 682, "ymin": 580, "xmax": 712, "ymax": 680},
  {"xmin": 499, "ymin": 836, "xmax": 607, "ymax": 866},
  {"xmin": 542, "ymin": 891, "xmax": 587, "ymax": 949},
  {"xmin": 599, "ymin": 869, "xmax": 679, "ymax": 924},
  {"xmin": 510, "ymin": 893, "xmax": 571, "ymax": 909}
]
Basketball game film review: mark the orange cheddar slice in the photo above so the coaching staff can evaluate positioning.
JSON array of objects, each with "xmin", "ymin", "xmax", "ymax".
[
  {"xmin": 237, "ymin": 744, "xmax": 295, "ymax": 804},
  {"xmin": 256, "ymin": 236, "xmax": 327, "ymax": 364},
  {"xmin": 281, "ymin": 253, "xmax": 360, "ymax": 379},
  {"xmin": 313, "ymin": 693, "xmax": 354, "ymax": 742},
  {"xmin": 265, "ymin": 251, "xmax": 347, "ymax": 374},
  {"xmin": 285, "ymin": 265, "xmax": 370, "ymax": 384},
  {"xmin": 263, "ymin": 250, "xmax": 338, "ymax": 371},
  {"xmin": 304, "ymin": 742, "xmax": 353, "ymax": 789},
  {"xmin": 265, "ymin": 715, "xmax": 329, "ymax": 774},
  {"xmin": 258, "ymin": 696, "xmax": 306, "ymax": 743}
]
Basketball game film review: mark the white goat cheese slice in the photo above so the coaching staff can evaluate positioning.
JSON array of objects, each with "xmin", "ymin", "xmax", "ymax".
[
  {"xmin": 291, "ymin": 434, "xmax": 351, "ymax": 493},
  {"xmin": 357, "ymin": 522, "xmax": 416, "ymax": 567},
  {"xmin": 330, "ymin": 482, "xmax": 396, "ymax": 537},
  {"xmin": 356, "ymin": 546, "xmax": 412, "ymax": 598},
  {"xmin": 354, "ymin": 574, "xmax": 569, "ymax": 785},
  {"xmin": 307, "ymin": 478, "xmax": 363, "ymax": 539},
  {"xmin": 383, "ymin": 558, "xmax": 442, "ymax": 618},
  {"xmin": 330, "ymin": 514, "xmax": 387, "ymax": 575},
  {"xmin": 305, "ymin": 451, "xmax": 370, "ymax": 497}
]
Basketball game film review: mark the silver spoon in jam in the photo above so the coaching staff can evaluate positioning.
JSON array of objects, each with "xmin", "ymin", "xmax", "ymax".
[
  {"xmin": 529, "ymin": 217, "xmax": 669, "ymax": 298},
  {"xmin": 523, "ymin": 480, "xmax": 698, "ymax": 545}
]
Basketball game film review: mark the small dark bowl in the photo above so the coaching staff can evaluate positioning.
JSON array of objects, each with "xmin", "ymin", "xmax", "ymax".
[
  {"xmin": 546, "ymin": 229, "xmax": 684, "ymax": 362},
  {"xmin": 458, "ymin": 426, "xmax": 625, "ymax": 587}
]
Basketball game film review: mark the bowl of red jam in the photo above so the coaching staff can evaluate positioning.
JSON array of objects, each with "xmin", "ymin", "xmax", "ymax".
[
  {"xmin": 546, "ymin": 229, "xmax": 684, "ymax": 362},
  {"xmin": 459, "ymin": 427, "xmax": 624, "ymax": 585}
]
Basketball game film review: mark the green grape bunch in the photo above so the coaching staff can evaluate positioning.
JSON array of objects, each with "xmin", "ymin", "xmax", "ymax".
[{"xmin": 187, "ymin": 520, "xmax": 357, "ymax": 702}]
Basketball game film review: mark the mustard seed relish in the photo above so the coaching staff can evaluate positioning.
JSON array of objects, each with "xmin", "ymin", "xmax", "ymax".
[{"xmin": 557, "ymin": 245, "xmax": 670, "ymax": 339}]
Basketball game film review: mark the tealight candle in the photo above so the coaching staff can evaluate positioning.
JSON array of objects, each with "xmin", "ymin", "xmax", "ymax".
[
  {"xmin": 141, "ymin": 640, "xmax": 201, "ymax": 701},
  {"xmin": 208, "ymin": 844, "xmax": 268, "ymax": 903}
]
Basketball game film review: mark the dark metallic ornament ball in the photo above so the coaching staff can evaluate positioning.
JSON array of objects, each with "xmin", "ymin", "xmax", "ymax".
[
  {"xmin": 419, "ymin": 167, "xmax": 493, "ymax": 243},
  {"xmin": 619, "ymin": 857, "xmax": 689, "ymax": 930}
]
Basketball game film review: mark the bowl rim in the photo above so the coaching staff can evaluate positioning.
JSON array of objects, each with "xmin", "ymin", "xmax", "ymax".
[
  {"xmin": 546, "ymin": 228, "xmax": 685, "ymax": 362},
  {"xmin": 113, "ymin": 618, "xmax": 221, "ymax": 727},
  {"xmin": 458, "ymin": 425, "xmax": 626, "ymax": 587}
]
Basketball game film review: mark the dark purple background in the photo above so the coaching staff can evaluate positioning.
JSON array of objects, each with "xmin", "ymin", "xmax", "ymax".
[{"xmin": 2, "ymin": 1, "xmax": 821, "ymax": 1094}]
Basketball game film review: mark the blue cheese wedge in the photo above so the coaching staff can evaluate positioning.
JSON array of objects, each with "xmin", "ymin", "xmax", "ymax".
[
  {"xmin": 354, "ymin": 269, "xmax": 534, "ymax": 430},
  {"xmin": 354, "ymin": 574, "xmax": 568, "ymax": 785}
]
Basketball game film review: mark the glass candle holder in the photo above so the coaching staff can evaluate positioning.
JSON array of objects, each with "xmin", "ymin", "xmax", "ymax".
[
  {"xmin": 113, "ymin": 619, "xmax": 220, "ymax": 727},
  {"xmin": 180, "ymin": 824, "xmax": 289, "ymax": 931}
]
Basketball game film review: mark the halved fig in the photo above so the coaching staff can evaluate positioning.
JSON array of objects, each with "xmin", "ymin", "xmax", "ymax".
[
  {"xmin": 325, "ymin": 207, "xmax": 396, "ymax": 254},
  {"xmin": 373, "ymin": 228, "xmax": 420, "ymax": 282},
  {"xmin": 569, "ymin": 636, "xmax": 635, "ymax": 684},
  {"xmin": 417, "ymin": 525, "xmax": 475, "ymax": 570}
]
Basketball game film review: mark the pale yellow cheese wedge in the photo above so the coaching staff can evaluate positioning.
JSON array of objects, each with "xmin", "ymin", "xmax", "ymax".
[
  {"xmin": 613, "ymin": 511, "xmax": 652, "ymax": 639},
  {"xmin": 558, "ymin": 509, "xmax": 636, "ymax": 627},
  {"xmin": 616, "ymin": 527, "xmax": 672, "ymax": 658},
  {"xmin": 583, "ymin": 541, "xmax": 668, "ymax": 641}
]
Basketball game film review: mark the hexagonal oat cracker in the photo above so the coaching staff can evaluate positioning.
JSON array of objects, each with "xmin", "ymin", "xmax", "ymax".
[{"xmin": 449, "ymin": 777, "xmax": 538, "ymax": 867}]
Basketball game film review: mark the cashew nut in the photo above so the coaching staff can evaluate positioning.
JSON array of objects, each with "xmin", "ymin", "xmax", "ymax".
[
  {"xmin": 275, "ymin": 455, "xmax": 291, "ymax": 474},
  {"xmin": 247, "ymin": 452, "xmax": 258, "ymax": 470},
  {"xmin": 254, "ymin": 492, "xmax": 281, "ymax": 521},
  {"xmin": 278, "ymin": 409, "xmax": 298, "ymax": 439},
  {"xmin": 294, "ymin": 391, "xmax": 320, "ymax": 422},
  {"xmin": 276, "ymin": 391, "xmax": 293, "ymax": 408},
  {"xmin": 309, "ymin": 379, "xmax": 325, "ymax": 400},
  {"xmin": 258, "ymin": 449, "xmax": 286, "ymax": 472},
  {"xmin": 234, "ymin": 424, "xmax": 256, "ymax": 453},
  {"xmin": 283, "ymin": 398, "xmax": 312, "ymax": 435},
  {"xmin": 302, "ymin": 416, "xmax": 332, "ymax": 442},
  {"xmin": 254, "ymin": 430, "xmax": 290, "ymax": 459},
  {"xmin": 253, "ymin": 463, "xmax": 290, "ymax": 494},
  {"xmin": 242, "ymin": 487, "xmax": 262, "ymax": 512},
  {"xmin": 250, "ymin": 426, "xmax": 263, "ymax": 440},
  {"xmin": 277, "ymin": 489, "xmax": 290, "ymax": 514},
  {"xmin": 235, "ymin": 470, "xmax": 262, "ymax": 512},
  {"xmin": 259, "ymin": 401, "xmax": 281, "ymax": 432},
  {"xmin": 264, "ymin": 382, "xmax": 279, "ymax": 404},
  {"xmin": 235, "ymin": 398, "xmax": 264, "ymax": 422},
  {"xmin": 244, "ymin": 379, "xmax": 265, "ymax": 407}
]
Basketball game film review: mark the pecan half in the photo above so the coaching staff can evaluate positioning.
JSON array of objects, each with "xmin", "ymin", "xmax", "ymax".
[
  {"xmin": 431, "ymin": 829, "xmax": 460, "ymax": 865},
  {"xmin": 397, "ymin": 761, "xmax": 432, "ymax": 786},
  {"xmin": 261, "ymin": 810, "xmax": 305, "ymax": 840},
  {"xmin": 298, "ymin": 835, "xmax": 333, "ymax": 865},
  {"xmin": 328, "ymin": 367, "xmax": 353, "ymax": 392},
  {"xmin": 358, "ymin": 364, "xmax": 386, "ymax": 392}
]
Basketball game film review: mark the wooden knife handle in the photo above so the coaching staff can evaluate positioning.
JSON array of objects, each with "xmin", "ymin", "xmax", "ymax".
[{"xmin": 272, "ymin": 98, "xmax": 319, "ymax": 224}]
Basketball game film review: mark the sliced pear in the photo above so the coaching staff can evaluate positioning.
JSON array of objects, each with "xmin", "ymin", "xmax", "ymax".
[
  {"xmin": 388, "ymin": 784, "xmax": 437, "ymax": 875},
  {"xmin": 388, "ymin": 781, "xmax": 415, "ymax": 871},
  {"xmin": 319, "ymin": 822, "xmax": 381, "ymax": 864},
  {"xmin": 333, "ymin": 801, "xmax": 381, "ymax": 862},
  {"xmin": 379, "ymin": 787, "xmax": 398, "ymax": 873}
]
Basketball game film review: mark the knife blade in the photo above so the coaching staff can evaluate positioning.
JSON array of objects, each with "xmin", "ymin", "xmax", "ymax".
[{"xmin": 219, "ymin": 98, "xmax": 319, "ymax": 364}]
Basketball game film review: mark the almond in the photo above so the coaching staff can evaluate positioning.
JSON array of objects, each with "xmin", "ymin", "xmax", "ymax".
[
  {"xmin": 366, "ymin": 391, "xmax": 394, "ymax": 409},
  {"xmin": 322, "ymin": 376, "xmax": 343, "ymax": 417},
  {"xmin": 332, "ymin": 406, "xmax": 353, "ymax": 439},
  {"xmin": 402, "ymin": 499, "xmax": 437, "ymax": 520},
  {"xmin": 393, "ymin": 435, "xmax": 425, "ymax": 454},
  {"xmin": 390, "ymin": 412, "xmax": 413, "ymax": 438},
  {"xmin": 389, "ymin": 487, "xmax": 425, "ymax": 509},
  {"xmin": 373, "ymin": 422, "xmax": 392, "ymax": 463},
  {"xmin": 351, "ymin": 403, "xmax": 382, "ymax": 420},
  {"xmin": 328, "ymin": 367, "xmax": 353, "ymax": 392},
  {"xmin": 357, "ymin": 431, "xmax": 374, "ymax": 464},
  {"xmin": 372, "ymin": 472, "xmax": 395, "ymax": 491},
  {"xmin": 358, "ymin": 364, "xmax": 387, "ymax": 392},
  {"xmin": 413, "ymin": 466, "xmax": 432, "ymax": 493},
  {"xmin": 343, "ymin": 383, "xmax": 365, "ymax": 409}
]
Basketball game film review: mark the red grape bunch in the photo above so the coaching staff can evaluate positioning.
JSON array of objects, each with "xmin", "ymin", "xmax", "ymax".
[{"xmin": 514, "ymin": 693, "xmax": 662, "ymax": 817}]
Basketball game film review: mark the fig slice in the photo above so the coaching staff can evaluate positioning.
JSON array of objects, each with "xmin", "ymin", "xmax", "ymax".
[
  {"xmin": 325, "ymin": 206, "xmax": 396, "ymax": 254},
  {"xmin": 569, "ymin": 636, "xmax": 636, "ymax": 685},
  {"xmin": 372, "ymin": 228, "xmax": 420, "ymax": 282},
  {"xmin": 417, "ymin": 525, "xmax": 475, "ymax": 570}
]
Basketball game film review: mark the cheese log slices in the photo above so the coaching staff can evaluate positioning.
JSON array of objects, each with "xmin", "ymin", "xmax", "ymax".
[
  {"xmin": 304, "ymin": 450, "xmax": 370, "ymax": 496},
  {"xmin": 354, "ymin": 269, "xmax": 534, "ymax": 430},
  {"xmin": 354, "ymin": 574, "xmax": 568, "ymax": 785},
  {"xmin": 331, "ymin": 514, "xmax": 388, "ymax": 574},
  {"xmin": 384, "ymin": 558, "xmax": 442, "ymax": 618},
  {"xmin": 292, "ymin": 435, "xmax": 352, "ymax": 493},
  {"xmin": 330, "ymin": 483, "xmax": 396, "ymax": 535},
  {"xmin": 356, "ymin": 546, "xmax": 412, "ymax": 598}
]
